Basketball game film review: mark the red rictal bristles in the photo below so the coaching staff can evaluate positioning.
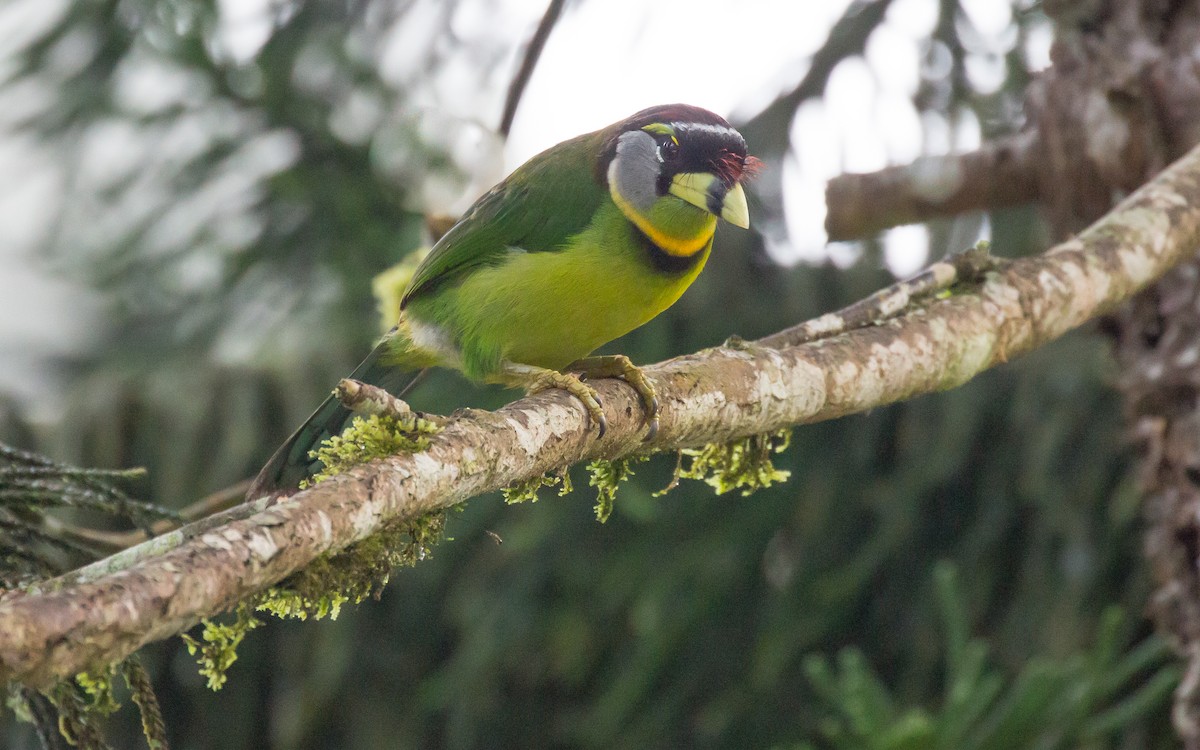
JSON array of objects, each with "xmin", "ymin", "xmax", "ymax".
[
  {"xmin": 715, "ymin": 151, "xmax": 764, "ymax": 185},
  {"xmin": 740, "ymin": 155, "xmax": 765, "ymax": 180}
]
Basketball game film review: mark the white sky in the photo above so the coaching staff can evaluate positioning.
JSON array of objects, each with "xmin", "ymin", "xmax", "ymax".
[{"xmin": 0, "ymin": 0, "xmax": 1051, "ymax": 415}]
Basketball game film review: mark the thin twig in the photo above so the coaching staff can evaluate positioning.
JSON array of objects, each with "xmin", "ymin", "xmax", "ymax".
[
  {"xmin": 336, "ymin": 379, "xmax": 413, "ymax": 418},
  {"xmin": 758, "ymin": 241, "xmax": 1001, "ymax": 348},
  {"xmin": 47, "ymin": 480, "xmax": 253, "ymax": 552},
  {"xmin": 499, "ymin": 0, "xmax": 566, "ymax": 138}
]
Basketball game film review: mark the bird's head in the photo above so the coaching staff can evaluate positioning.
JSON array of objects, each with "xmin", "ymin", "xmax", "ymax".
[{"xmin": 601, "ymin": 104, "xmax": 759, "ymax": 255}]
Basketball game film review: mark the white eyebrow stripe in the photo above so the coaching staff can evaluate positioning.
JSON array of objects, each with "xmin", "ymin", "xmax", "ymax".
[{"xmin": 670, "ymin": 121, "xmax": 738, "ymax": 137}]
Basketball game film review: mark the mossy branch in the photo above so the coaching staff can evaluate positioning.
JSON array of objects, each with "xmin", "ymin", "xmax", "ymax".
[{"xmin": 5, "ymin": 141, "xmax": 1200, "ymax": 689}]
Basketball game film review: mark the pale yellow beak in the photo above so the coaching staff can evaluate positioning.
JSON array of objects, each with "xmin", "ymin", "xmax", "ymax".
[
  {"xmin": 669, "ymin": 173, "xmax": 751, "ymax": 229},
  {"xmin": 719, "ymin": 183, "xmax": 750, "ymax": 229}
]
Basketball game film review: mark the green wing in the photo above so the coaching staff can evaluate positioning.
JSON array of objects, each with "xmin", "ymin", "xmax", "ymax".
[{"xmin": 401, "ymin": 132, "xmax": 607, "ymax": 308}]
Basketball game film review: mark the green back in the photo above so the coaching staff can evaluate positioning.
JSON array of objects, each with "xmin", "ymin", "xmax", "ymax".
[{"xmin": 401, "ymin": 131, "xmax": 609, "ymax": 307}]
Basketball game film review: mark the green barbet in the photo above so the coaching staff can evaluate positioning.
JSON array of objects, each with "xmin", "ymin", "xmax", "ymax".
[{"xmin": 250, "ymin": 104, "xmax": 757, "ymax": 497}]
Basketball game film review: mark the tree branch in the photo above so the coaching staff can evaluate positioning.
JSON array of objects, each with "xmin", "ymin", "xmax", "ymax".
[
  {"xmin": 824, "ymin": 131, "xmax": 1041, "ymax": 240},
  {"xmin": 498, "ymin": 0, "xmax": 566, "ymax": 138},
  {"xmin": 4, "ymin": 142, "xmax": 1200, "ymax": 689}
]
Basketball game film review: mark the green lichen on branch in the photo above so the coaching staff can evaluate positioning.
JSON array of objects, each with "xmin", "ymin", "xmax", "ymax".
[
  {"xmin": 672, "ymin": 430, "xmax": 793, "ymax": 497},
  {"xmin": 587, "ymin": 456, "xmax": 648, "ymax": 523},
  {"xmin": 179, "ymin": 412, "xmax": 446, "ymax": 689},
  {"xmin": 23, "ymin": 664, "xmax": 122, "ymax": 750},
  {"xmin": 181, "ymin": 602, "xmax": 262, "ymax": 691},
  {"xmin": 502, "ymin": 469, "xmax": 573, "ymax": 504},
  {"xmin": 27, "ymin": 656, "xmax": 155, "ymax": 750},
  {"xmin": 584, "ymin": 431, "xmax": 792, "ymax": 520},
  {"xmin": 43, "ymin": 678, "xmax": 112, "ymax": 749},
  {"xmin": 74, "ymin": 665, "xmax": 121, "ymax": 717},
  {"xmin": 301, "ymin": 412, "xmax": 440, "ymax": 488},
  {"xmin": 181, "ymin": 513, "xmax": 446, "ymax": 690},
  {"xmin": 256, "ymin": 511, "xmax": 445, "ymax": 621}
]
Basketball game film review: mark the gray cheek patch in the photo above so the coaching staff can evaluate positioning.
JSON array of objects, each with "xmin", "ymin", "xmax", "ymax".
[{"xmin": 611, "ymin": 130, "xmax": 661, "ymax": 211}]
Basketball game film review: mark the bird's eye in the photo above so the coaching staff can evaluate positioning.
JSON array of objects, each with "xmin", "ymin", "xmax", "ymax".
[{"xmin": 658, "ymin": 138, "xmax": 680, "ymax": 163}]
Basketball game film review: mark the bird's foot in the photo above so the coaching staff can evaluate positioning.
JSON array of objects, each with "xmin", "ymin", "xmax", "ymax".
[
  {"xmin": 567, "ymin": 355, "xmax": 659, "ymax": 441},
  {"xmin": 525, "ymin": 368, "xmax": 608, "ymax": 437}
]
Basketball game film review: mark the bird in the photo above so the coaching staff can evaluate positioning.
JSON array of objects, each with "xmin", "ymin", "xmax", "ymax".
[{"xmin": 249, "ymin": 103, "xmax": 758, "ymax": 498}]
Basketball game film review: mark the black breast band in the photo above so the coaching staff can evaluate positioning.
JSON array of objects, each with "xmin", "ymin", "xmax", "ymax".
[{"xmin": 630, "ymin": 224, "xmax": 709, "ymax": 275}]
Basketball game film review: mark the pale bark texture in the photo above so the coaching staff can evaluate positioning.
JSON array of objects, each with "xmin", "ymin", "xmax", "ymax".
[
  {"xmin": 825, "ymin": 1, "xmax": 1200, "ymax": 744},
  {"xmin": 1029, "ymin": 2, "xmax": 1200, "ymax": 745},
  {"xmin": 3, "ymin": 140, "xmax": 1200, "ymax": 689}
]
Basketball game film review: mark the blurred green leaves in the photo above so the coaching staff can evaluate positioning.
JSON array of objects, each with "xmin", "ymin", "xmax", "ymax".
[
  {"xmin": 6, "ymin": 0, "xmax": 434, "ymax": 367},
  {"xmin": 797, "ymin": 564, "xmax": 1178, "ymax": 750}
]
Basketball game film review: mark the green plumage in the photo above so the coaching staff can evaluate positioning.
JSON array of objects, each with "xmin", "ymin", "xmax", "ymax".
[
  {"xmin": 251, "ymin": 104, "xmax": 754, "ymax": 496},
  {"xmin": 401, "ymin": 132, "xmax": 606, "ymax": 306},
  {"xmin": 402, "ymin": 200, "xmax": 713, "ymax": 379}
]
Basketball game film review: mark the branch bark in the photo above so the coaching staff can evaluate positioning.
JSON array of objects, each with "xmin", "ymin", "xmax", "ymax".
[
  {"xmin": 4, "ymin": 142, "xmax": 1200, "ymax": 689},
  {"xmin": 824, "ymin": 131, "xmax": 1040, "ymax": 240}
]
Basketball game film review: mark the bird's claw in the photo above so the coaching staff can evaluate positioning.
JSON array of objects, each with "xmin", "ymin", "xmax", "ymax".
[
  {"xmin": 528, "ymin": 370, "xmax": 608, "ymax": 437},
  {"xmin": 567, "ymin": 355, "xmax": 659, "ymax": 442},
  {"xmin": 613, "ymin": 358, "xmax": 659, "ymax": 442},
  {"xmin": 521, "ymin": 356, "xmax": 659, "ymax": 441},
  {"xmin": 644, "ymin": 415, "xmax": 659, "ymax": 442}
]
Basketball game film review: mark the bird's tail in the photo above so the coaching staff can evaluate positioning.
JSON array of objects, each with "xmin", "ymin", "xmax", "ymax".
[{"xmin": 247, "ymin": 338, "xmax": 425, "ymax": 499}]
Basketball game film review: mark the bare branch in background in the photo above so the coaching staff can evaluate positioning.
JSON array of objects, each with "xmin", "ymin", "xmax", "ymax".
[
  {"xmin": 728, "ymin": 0, "xmax": 898, "ymax": 245},
  {"xmin": 823, "ymin": 132, "xmax": 1040, "ymax": 240},
  {"xmin": 4, "ymin": 139, "xmax": 1200, "ymax": 689}
]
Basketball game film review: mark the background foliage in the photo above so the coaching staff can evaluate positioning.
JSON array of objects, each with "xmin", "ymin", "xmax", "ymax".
[{"xmin": 0, "ymin": 0, "xmax": 1177, "ymax": 747}]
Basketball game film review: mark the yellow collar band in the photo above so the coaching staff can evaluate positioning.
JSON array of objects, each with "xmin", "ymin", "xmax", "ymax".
[{"xmin": 610, "ymin": 183, "xmax": 717, "ymax": 258}]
